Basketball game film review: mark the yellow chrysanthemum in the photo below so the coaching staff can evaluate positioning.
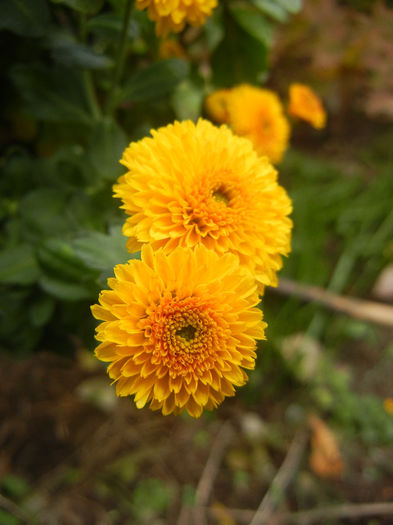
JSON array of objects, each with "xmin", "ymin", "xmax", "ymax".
[
  {"xmin": 114, "ymin": 119, "xmax": 292, "ymax": 289},
  {"xmin": 204, "ymin": 89, "xmax": 231, "ymax": 123},
  {"xmin": 91, "ymin": 244, "xmax": 266, "ymax": 418},
  {"xmin": 226, "ymin": 84, "xmax": 290, "ymax": 164},
  {"xmin": 136, "ymin": 0, "xmax": 218, "ymax": 36},
  {"xmin": 158, "ymin": 38, "xmax": 186, "ymax": 59},
  {"xmin": 383, "ymin": 397, "xmax": 393, "ymax": 415},
  {"xmin": 288, "ymin": 83, "xmax": 327, "ymax": 129}
]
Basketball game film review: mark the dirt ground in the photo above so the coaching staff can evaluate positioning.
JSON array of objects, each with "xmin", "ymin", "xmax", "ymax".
[{"xmin": 1, "ymin": 339, "xmax": 392, "ymax": 524}]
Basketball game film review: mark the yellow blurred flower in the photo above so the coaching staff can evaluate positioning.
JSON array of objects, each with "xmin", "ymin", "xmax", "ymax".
[
  {"xmin": 91, "ymin": 244, "xmax": 266, "ymax": 418},
  {"xmin": 226, "ymin": 84, "xmax": 290, "ymax": 164},
  {"xmin": 204, "ymin": 89, "xmax": 231, "ymax": 123},
  {"xmin": 136, "ymin": 0, "xmax": 217, "ymax": 36},
  {"xmin": 383, "ymin": 397, "xmax": 393, "ymax": 415},
  {"xmin": 114, "ymin": 119, "xmax": 292, "ymax": 289},
  {"xmin": 288, "ymin": 83, "xmax": 327, "ymax": 129},
  {"xmin": 158, "ymin": 38, "xmax": 186, "ymax": 59}
]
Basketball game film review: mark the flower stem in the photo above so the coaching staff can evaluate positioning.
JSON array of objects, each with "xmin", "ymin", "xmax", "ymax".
[
  {"xmin": 306, "ymin": 250, "xmax": 356, "ymax": 339},
  {"xmin": 79, "ymin": 13, "xmax": 101, "ymax": 120},
  {"xmin": 105, "ymin": 0, "xmax": 133, "ymax": 115}
]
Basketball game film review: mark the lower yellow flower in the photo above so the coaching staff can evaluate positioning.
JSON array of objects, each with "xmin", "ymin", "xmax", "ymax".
[
  {"xmin": 288, "ymin": 83, "xmax": 327, "ymax": 129},
  {"xmin": 91, "ymin": 245, "xmax": 266, "ymax": 418},
  {"xmin": 204, "ymin": 89, "xmax": 231, "ymax": 123},
  {"xmin": 136, "ymin": 0, "xmax": 218, "ymax": 36},
  {"xmin": 227, "ymin": 84, "xmax": 290, "ymax": 164}
]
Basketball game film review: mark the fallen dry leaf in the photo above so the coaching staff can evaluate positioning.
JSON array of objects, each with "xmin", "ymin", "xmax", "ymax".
[
  {"xmin": 308, "ymin": 415, "xmax": 343, "ymax": 479},
  {"xmin": 211, "ymin": 502, "xmax": 236, "ymax": 525}
]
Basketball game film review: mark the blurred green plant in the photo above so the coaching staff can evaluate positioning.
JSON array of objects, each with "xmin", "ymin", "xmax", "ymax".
[{"xmin": 0, "ymin": 0, "xmax": 302, "ymax": 355}]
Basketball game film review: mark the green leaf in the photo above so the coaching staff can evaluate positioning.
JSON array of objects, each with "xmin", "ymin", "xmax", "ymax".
[
  {"xmin": 212, "ymin": 22, "xmax": 268, "ymax": 85},
  {"xmin": 48, "ymin": 33, "xmax": 113, "ymax": 69},
  {"xmin": 203, "ymin": 10, "xmax": 225, "ymax": 51},
  {"xmin": 172, "ymin": 80, "xmax": 204, "ymax": 121},
  {"xmin": 88, "ymin": 118, "xmax": 127, "ymax": 180},
  {"xmin": 0, "ymin": 510, "xmax": 20, "ymax": 525},
  {"xmin": 1, "ymin": 474, "xmax": 30, "ymax": 499},
  {"xmin": 19, "ymin": 189, "xmax": 69, "ymax": 239},
  {"xmin": 276, "ymin": 0, "xmax": 302, "ymax": 14},
  {"xmin": 37, "ymin": 238, "xmax": 97, "ymax": 283},
  {"xmin": 0, "ymin": 244, "xmax": 40, "ymax": 285},
  {"xmin": 11, "ymin": 65, "xmax": 93, "ymax": 124},
  {"xmin": 0, "ymin": 288, "xmax": 42, "ymax": 353},
  {"xmin": 72, "ymin": 226, "xmax": 134, "ymax": 272},
  {"xmin": 39, "ymin": 275, "xmax": 93, "ymax": 301},
  {"xmin": 86, "ymin": 13, "xmax": 138, "ymax": 39},
  {"xmin": 0, "ymin": 0, "xmax": 50, "ymax": 37},
  {"xmin": 132, "ymin": 479, "xmax": 174, "ymax": 520},
  {"xmin": 37, "ymin": 238, "xmax": 98, "ymax": 301},
  {"xmin": 121, "ymin": 59, "xmax": 190, "ymax": 103},
  {"xmin": 252, "ymin": 0, "xmax": 288, "ymax": 22},
  {"xmin": 50, "ymin": 0, "xmax": 104, "ymax": 14},
  {"xmin": 29, "ymin": 295, "xmax": 55, "ymax": 327},
  {"xmin": 230, "ymin": 4, "xmax": 273, "ymax": 46}
]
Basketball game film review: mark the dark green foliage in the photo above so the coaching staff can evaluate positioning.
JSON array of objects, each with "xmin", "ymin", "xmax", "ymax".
[
  {"xmin": 0, "ymin": 0, "xmax": 50, "ymax": 38},
  {"xmin": 11, "ymin": 65, "xmax": 94, "ymax": 124},
  {"xmin": 1, "ymin": 0, "xmax": 287, "ymax": 354},
  {"xmin": 121, "ymin": 59, "xmax": 190, "ymax": 103}
]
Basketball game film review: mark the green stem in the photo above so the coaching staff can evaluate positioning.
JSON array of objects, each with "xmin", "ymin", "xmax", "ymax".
[
  {"xmin": 83, "ymin": 70, "xmax": 101, "ymax": 120},
  {"xmin": 79, "ymin": 13, "xmax": 101, "ymax": 120},
  {"xmin": 105, "ymin": 0, "xmax": 133, "ymax": 115},
  {"xmin": 306, "ymin": 251, "xmax": 357, "ymax": 339}
]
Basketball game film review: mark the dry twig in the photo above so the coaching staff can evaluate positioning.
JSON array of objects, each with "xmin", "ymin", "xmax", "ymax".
[
  {"xmin": 249, "ymin": 427, "xmax": 309, "ymax": 525},
  {"xmin": 210, "ymin": 501, "xmax": 393, "ymax": 524},
  {"xmin": 274, "ymin": 278, "xmax": 393, "ymax": 329},
  {"xmin": 0, "ymin": 492, "xmax": 30, "ymax": 523},
  {"xmin": 177, "ymin": 421, "xmax": 233, "ymax": 525}
]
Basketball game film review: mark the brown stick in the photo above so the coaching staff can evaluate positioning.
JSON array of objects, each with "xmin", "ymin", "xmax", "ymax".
[
  {"xmin": 249, "ymin": 427, "xmax": 308, "ymax": 525},
  {"xmin": 0, "ymin": 493, "xmax": 30, "ymax": 523},
  {"xmin": 191, "ymin": 421, "xmax": 233, "ymax": 525},
  {"xmin": 274, "ymin": 278, "xmax": 393, "ymax": 329},
  {"xmin": 212, "ymin": 501, "xmax": 393, "ymax": 524}
]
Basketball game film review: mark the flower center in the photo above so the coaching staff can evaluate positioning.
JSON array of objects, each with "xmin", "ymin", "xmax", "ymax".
[
  {"xmin": 260, "ymin": 118, "xmax": 272, "ymax": 133},
  {"xmin": 176, "ymin": 324, "xmax": 197, "ymax": 341},
  {"xmin": 212, "ymin": 186, "xmax": 230, "ymax": 205},
  {"xmin": 145, "ymin": 296, "xmax": 229, "ymax": 376}
]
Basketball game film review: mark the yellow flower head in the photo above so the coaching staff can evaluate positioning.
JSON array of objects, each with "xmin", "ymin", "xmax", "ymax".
[
  {"xmin": 226, "ymin": 84, "xmax": 290, "ymax": 164},
  {"xmin": 91, "ymin": 244, "xmax": 266, "ymax": 418},
  {"xmin": 158, "ymin": 38, "xmax": 186, "ymax": 59},
  {"xmin": 136, "ymin": 0, "xmax": 218, "ymax": 36},
  {"xmin": 383, "ymin": 397, "xmax": 393, "ymax": 415},
  {"xmin": 205, "ymin": 89, "xmax": 231, "ymax": 123},
  {"xmin": 114, "ymin": 119, "xmax": 292, "ymax": 289},
  {"xmin": 288, "ymin": 83, "xmax": 327, "ymax": 129}
]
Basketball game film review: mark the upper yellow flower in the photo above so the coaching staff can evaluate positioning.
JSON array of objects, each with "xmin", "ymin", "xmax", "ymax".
[
  {"xmin": 288, "ymin": 83, "xmax": 327, "ymax": 129},
  {"xmin": 114, "ymin": 119, "xmax": 292, "ymax": 289},
  {"xmin": 226, "ymin": 84, "xmax": 290, "ymax": 164},
  {"xmin": 91, "ymin": 244, "xmax": 266, "ymax": 417},
  {"xmin": 136, "ymin": 0, "xmax": 218, "ymax": 36},
  {"xmin": 204, "ymin": 88, "xmax": 231, "ymax": 123}
]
